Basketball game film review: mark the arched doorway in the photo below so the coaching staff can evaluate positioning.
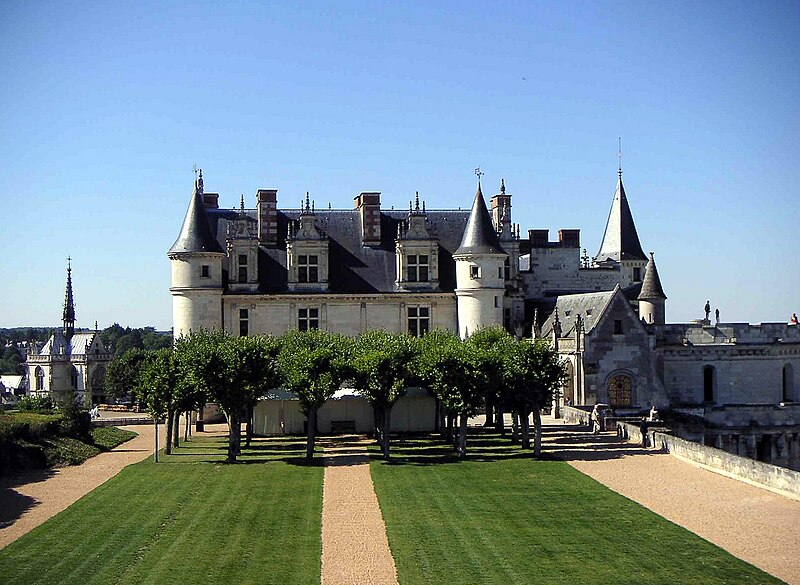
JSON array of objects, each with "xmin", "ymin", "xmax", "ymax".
[
  {"xmin": 607, "ymin": 373, "xmax": 633, "ymax": 407},
  {"xmin": 783, "ymin": 364, "xmax": 795, "ymax": 402},
  {"xmin": 91, "ymin": 365, "xmax": 107, "ymax": 405},
  {"xmin": 703, "ymin": 366, "xmax": 715, "ymax": 403}
]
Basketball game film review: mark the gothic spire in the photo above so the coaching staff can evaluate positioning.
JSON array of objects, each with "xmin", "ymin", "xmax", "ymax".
[{"xmin": 62, "ymin": 257, "xmax": 75, "ymax": 339}]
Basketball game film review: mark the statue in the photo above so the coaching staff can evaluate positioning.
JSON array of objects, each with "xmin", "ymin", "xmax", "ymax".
[
  {"xmin": 715, "ymin": 308, "xmax": 720, "ymax": 324},
  {"xmin": 704, "ymin": 300, "xmax": 711, "ymax": 321}
]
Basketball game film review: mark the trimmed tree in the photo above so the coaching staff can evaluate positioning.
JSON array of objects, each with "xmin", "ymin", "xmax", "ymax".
[
  {"xmin": 351, "ymin": 330, "xmax": 419, "ymax": 460},
  {"xmin": 278, "ymin": 329, "xmax": 350, "ymax": 459},
  {"xmin": 137, "ymin": 349, "xmax": 179, "ymax": 462}
]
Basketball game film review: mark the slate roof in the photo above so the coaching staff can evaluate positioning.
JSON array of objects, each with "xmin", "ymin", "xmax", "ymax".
[
  {"xmin": 169, "ymin": 186, "xmax": 225, "ymax": 255},
  {"xmin": 540, "ymin": 289, "xmax": 617, "ymax": 337},
  {"xmin": 206, "ymin": 206, "xmax": 471, "ymax": 294},
  {"xmin": 38, "ymin": 332, "xmax": 98, "ymax": 356},
  {"xmin": 595, "ymin": 175, "xmax": 647, "ymax": 263},
  {"xmin": 454, "ymin": 183, "xmax": 505, "ymax": 256},
  {"xmin": 638, "ymin": 252, "xmax": 667, "ymax": 300}
]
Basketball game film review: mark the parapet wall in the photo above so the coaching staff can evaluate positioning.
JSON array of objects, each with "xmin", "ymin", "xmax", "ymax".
[{"xmin": 617, "ymin": 421, "xmax": 800, "ymax": 499}]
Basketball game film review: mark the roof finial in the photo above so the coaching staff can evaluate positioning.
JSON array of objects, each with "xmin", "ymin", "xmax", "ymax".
[
  {"xmin": 475, "ymin": 167, "xmax": 484, "ymax": 184},
  {"xmin": 415, "ymin": 191, "xmax": 420, "ymax": 211},
  {"xmin": 305, "ymin": 191, "xmax": 310, "ymax": 212},
  {"xmin": 617, "ymin": 137, "xmax": 623, "ymax": 178},
  {"xmin": 197, "ymin": 169, "xmax": 204, "ymax": 193},
  {"xmin": 422, "ymin": 200, "xmax": 426, "ymax": 212},
  {"xmin": 95, "ymin": 320, "xmax": 98, "ymax": 332},
  {"xmin": 500, "ymin": 178, "xmax": 505, "ymax": 194},
  {"xmin": 240, "ymin": 194, "xmax": 245, "ymax": 211},
  {"xmin": 311, "ymin": 199, "xmax": 315, "ymax": 213}
]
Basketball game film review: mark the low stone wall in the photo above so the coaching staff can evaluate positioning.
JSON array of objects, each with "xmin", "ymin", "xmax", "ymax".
[
  {"xmin": 617, "ymin": 421, "xmax": 800, "ymax": 499},
  {"xmin": 93, "ymin": 416, "xmax": 156, "ymax": 427},
  {"xmin": 562, "ymin": 405, "xmax": 591, "ymax": 426}
]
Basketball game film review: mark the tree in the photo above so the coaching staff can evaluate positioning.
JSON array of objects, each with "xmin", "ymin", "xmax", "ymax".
[
  {"xmin": 504, "ymin": 339, "xmax": 567, "ymax": 456},
  {"xmin": 466, "ymin": 326, "xmax": 513, "ymax": 433},
  {"xmin": 414, "ymin": 331, "xmax": 483, "ymax": 458},
  {"xmin": 137, "ymin": 349, "xmax": 180, "ymax": 462},
  {"xmin": 278, "ymin": 329, "xmax": 350, "ymax": 459},
  {"xmin": 105, "ymin": 348, "xmax": 147, "ymax": 405},
  {"xmin": 351, "ymin": 331, "xmax": 418, "ymax": 459}
]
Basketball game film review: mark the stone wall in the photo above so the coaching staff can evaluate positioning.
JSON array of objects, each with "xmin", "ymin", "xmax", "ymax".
[
  {"xmin": 520, "ymin": 248, "xmax": 621, "ymax": 297},
  {"xmin": 617, "ymin": 421, "xmax": 800, "ymax": 499}
]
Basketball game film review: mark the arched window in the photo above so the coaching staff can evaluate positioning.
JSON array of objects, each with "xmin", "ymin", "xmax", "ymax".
[
  {"xmin": 703, "ymin": 366, "xmax": 715, "ymax": 403},
  {"xmin": 783, "ymin": 364, "xmax": 795, "ymax": 402},
  {"xmin": 608, "ymin": 373, "xmax": 633, "ymax": 407},
  {"xmin": 35, "ymin": 366, "xmax": 44, "ymax": 391}
]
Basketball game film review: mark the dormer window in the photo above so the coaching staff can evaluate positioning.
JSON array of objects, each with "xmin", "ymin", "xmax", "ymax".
[
  {"xmin": 407, "ymin": 255, "xmax": 429, "ymax": 282},
  {"xmin": 298, "ymin": 255, "xmax": 319, "ymax": 283},
  {"xmin": 470, "ymin": 265, "xmax": 481, "ymax": 279},
  {"xmin": 633, "ymin": 267, "xmax": 641, "ymax": 282}
]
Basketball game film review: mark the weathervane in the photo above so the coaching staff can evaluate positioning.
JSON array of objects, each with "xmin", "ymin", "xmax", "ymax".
[
  {"xmin": 617, "ymin": 137, "xmax": 623, "ymax": 178},
  {"xmin": 192, "ymin": 164, "xmax": 198, "ymax": 181},
  {"xmin": 475, "ymin": 167, "xmax": 484, "ymax": 183}
]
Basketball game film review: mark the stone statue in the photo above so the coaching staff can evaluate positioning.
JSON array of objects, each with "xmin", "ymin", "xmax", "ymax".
[
  {"xmin": 715, "ymin": 308, "xmax": 720, "ymax": 324},
  {"xmin": 704, "ymin": 300, "xmax": 711, "ymax": 321}
]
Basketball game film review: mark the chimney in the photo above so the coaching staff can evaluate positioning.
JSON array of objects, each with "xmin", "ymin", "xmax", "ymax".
[
  {"xmin": 202, "ymin": 192, "xmax": 219, "ymax": 209},
  {"xmin": 257, "ymin": 189, "xmax": 278, "ymax": 245},
  {"xmin": 528, "ymin": 229, "xmax": 549, "ymax": 249},
  {"xmin": 558, "ymin": 229, "xmax": 580, "ymax": 248},
  {"xmin": 354, "ymin": 192, "xmax": 381, "ymax": 246}
]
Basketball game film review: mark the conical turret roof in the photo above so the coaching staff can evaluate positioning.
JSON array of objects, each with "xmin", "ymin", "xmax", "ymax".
[
  {"xmin": 638, "ymin": 252, "xmax": 667, "ymax": 300},
  {"xmin": 595, "ymin": 174, "xmax": 647, "ymax": 263},
  {"xmin": 168, "ymin": 176, "xmax": 224, "ymax": 255},
  {"xmin": 454, "ymin": 182, "xmax": 505, "ymax": 256}
]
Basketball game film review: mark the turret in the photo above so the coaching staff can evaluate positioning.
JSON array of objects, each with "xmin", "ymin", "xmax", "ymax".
[
  {"xmin": 637, "ymin": 252, "xmax": 667, "ymax": 324},
  {"xmin": 168, "ymin": 170, "xmax": 226, "ymax": 338},
  {"xmin": 453, "ymin": 177, "xmax": 507, "ymax": 339},
  {"xmin": 595, "ymin": 168, "xmax": 648, "ymax": 286}
]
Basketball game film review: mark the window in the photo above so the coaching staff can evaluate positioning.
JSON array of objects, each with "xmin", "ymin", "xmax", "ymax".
[
  {"xmin": 494, "ymin": 296, "xmax": 499, "ymax": 308},
  {"xmin": 407, "ymin": 306, "xmax": 430, "ymax": 337},
  {"xmin": 608, "ymin": 373, "xmax": 633, "ymax": 407},
  {"xmin": 406, "ymin": 254, "xmax": 429, "ymax": 282},
  {"xmin": 503, "ymin": 308, "xmax": 512, "ymax": 332},
  {"xmin": 201, "ymin": 265, "xmax": 210, "ymax": 278},
  {"xmin": 504, "ymin": 258, "xmax": 511, "ymax": 280},
  {"xmin": 703, "ymin": 366, "xmax": 715, "ymax": 402},
  {"xmin": 633, "ymin": 267, "xmax": 641, "ymax": 282},
  {"xmin": 239, "ymin": 308, "xmax": 249, "ymax": 337},
  {"xmin": 238, "ymin": 254, "xmax": 248, "ymax": 283},
  {"xmin": 298, "ymin": 255, "xmax": 319, "ymax": 283},
  {"xmin": 35, "ymin": 366, "xmax": 44, "ymax": 391},
  {"xmin": 470, "ymin": 265, "xmax": 481, "ymax": 279},
  {"xmin": 298, "ymin": 307, "xmax": 319, "ymax": 331},
  {"xmin": 613, "ymin": 320, "xmax": 623, "ymax": 335}
]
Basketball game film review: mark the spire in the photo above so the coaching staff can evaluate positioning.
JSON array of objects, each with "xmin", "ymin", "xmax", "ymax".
[
  {"xmin": 62, "ymin": 257, "xmax": 75, "ymax": 339},
  {"xmin": 595, "ymin": 170, "xmax": 647, "ymax": 263},
  {"xmin": 168, "ymin": 174, "xmax": 224, "ymax": 254},
  {"xmin": 638, "ymin": 252, "xmax": 667, "ymax": 300},
  {"xmin": 455, "ymin": 180, "xmax": 505, "ymax": 256},
  {"xmin": 240, "ymin": 194, "xmax": 245, "ymax": 211}
]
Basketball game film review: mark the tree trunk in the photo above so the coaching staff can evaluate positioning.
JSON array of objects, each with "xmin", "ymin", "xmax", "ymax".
[
  {"xmin": 434, "ymin": 399, "xmax": 441, "ymax": 433},
  {"xmin": 495, "ymin": 405, "xmax": 505, "ymax": 435},
  {"xmin": 306, "ymin": 407, "xmax": 317, "ymax": 459},
  {"xmin": 484, "ymin": 395, "xmax": 494, "ymax": 426},
  {"xmin": 245, "ymin": 404, "xmax": 254, "ymax": 448},
  {"xmin": 164, "ymin": 408, "xmax": 174, "ymax": 455},
  {"xmin": 511, "ymin": 409, "xmax": 520, "ymax": 443},
  {"xmin": 520, "ymin": 411, "xmax": 531, "ymax": 450},
  {"xmin": 457, "ymin": 413, "xmax": 468, "ymax": 458},
  {"xmin": 196, "ymin": 402, "xmax": 205, "ymax": 433},
  {"xmin": 533, "ymin": 408, "xmax": 543, "ymax": 458},
  {"xmin": 172, "ymin": 410, "xmax": 180, "ymax": 448},
  {"xmin": 153, "ymin": 418, "xmax": 159, "ymax": 463},
  {"xmin": 373, "ymin": 405, "xmax": 382, "ymax": 445},
  {"xmin": 226, "ymin": 412, "xmax": 237, "ymax": 463},
  {"xmin": 382, "ymin": 407, "xmax": 392, "ymax": 460},
  {"xmin": 184, "ymin": 411, "xmax": 190, "ymax": 441}
]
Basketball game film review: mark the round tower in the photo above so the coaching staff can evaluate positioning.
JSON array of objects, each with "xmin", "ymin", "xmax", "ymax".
[
  {"xmin": 168, "ymin": 170, "xmax": 226, "ymax": 338},
  {"xmin": 637, "ymin": 252, "xmax": 667, "ymax": 325},
  {"xmin": 454, "ymin": 179, "xmax": 507, "ymax": 339}
]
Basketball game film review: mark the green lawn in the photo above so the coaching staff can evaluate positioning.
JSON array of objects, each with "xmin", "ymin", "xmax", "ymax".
[
  {"xmin": 0, "ymin": 434, "xmax": 323, "ymax": 585},
  {"xmin": 371, "ymin": 432, "xmax": 783, "ymax": 585}
]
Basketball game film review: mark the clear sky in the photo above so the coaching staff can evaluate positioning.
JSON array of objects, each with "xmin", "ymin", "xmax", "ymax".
[{"xmin": 1, "ymin": 0, "xmax": 798, "ymax": 330}]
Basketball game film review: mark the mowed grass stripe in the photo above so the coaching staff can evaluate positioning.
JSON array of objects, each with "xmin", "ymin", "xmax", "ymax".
[
  {"xmin": 371, "ymin": 434, "xmax": 784, "ymax": 585},
  {"xmin": 0, "ymin": 438, "xmax": 323, "ymax": 585}
]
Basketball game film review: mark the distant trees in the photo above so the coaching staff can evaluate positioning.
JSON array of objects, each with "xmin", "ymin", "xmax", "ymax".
[{"xmin": 100, "ymin": 324, "xmax": 172, "ymax": 358}]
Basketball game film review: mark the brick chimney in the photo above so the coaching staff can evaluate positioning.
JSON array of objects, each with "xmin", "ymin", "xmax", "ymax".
[
  {"xmin": 202, "ymin": 192, "xmax": 219, "ymax": 208},
  {"xmin": 558, "ymin": 229, "xmax": 580, "ymax": 248},
  {"xmin": 257, "ymin": 189, "xmax": 278, "ymax": 245},
  {"xmin": 354, "ymin": 192, "xmax": 381, "ymax": 246}
]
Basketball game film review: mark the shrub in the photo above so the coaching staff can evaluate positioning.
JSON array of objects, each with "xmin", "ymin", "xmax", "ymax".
[
  {"xmin": 56, "ymin": 389, "xmax": 91, "ymax": 439},
  {"xmin": 16, "ymin": 395, "xmax": 54, "ymax": 412}
]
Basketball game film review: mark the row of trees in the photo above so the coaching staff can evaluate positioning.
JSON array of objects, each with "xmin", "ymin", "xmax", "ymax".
[{"xmin": 105, "ymin": 327, "xmax": 565, "ymax": 463}]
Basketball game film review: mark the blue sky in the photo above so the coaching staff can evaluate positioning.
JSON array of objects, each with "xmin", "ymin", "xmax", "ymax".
[{"xmin": 1, "ymin": 0, "xmax": 798, "ymax": 330}]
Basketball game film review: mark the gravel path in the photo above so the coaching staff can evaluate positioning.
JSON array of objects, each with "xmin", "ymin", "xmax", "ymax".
[
  {"xmin": 540, "ymin": 419, "xmax": 800, "ymax": 585},
  {"xmin": 320, "ymin": 437, "xmax": 398, "ymax": 585}
]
